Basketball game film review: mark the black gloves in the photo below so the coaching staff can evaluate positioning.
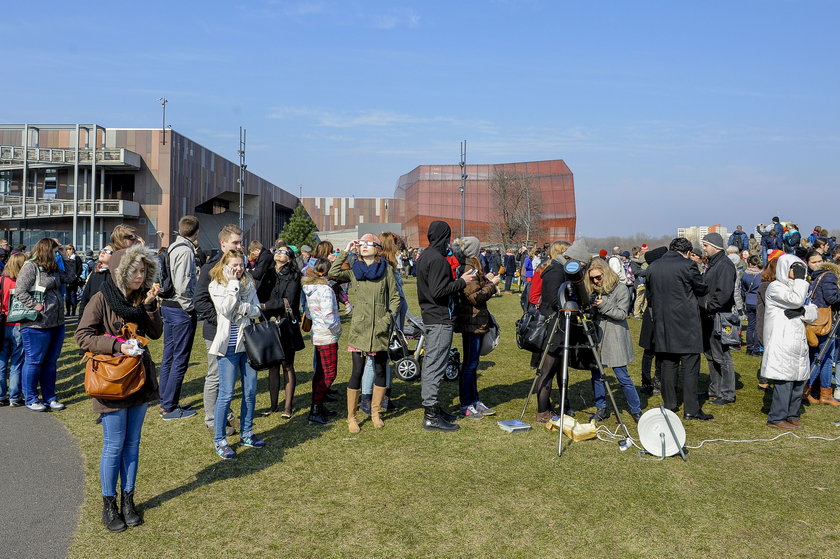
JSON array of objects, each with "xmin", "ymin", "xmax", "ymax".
[
  {"xmin": 784, "ymin": 307, "xmax": 805, "ymax": 319},
  {"xmin": 790, "ymin": 263, "xmax": 807, "ymax": 280}
]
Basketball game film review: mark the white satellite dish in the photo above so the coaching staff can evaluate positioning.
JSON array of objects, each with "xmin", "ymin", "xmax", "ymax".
[{"xmin": 637, "ymin": 407, "xmax": 687, "ymax": 459}]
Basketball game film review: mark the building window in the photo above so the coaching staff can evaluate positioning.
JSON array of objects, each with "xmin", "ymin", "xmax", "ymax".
[
  {"xmin": 44, "ymin": 169, "xmax": 58, "ymax": 200},
  {"xmin": 0, "ymin": 171, "xmax": 11, "ymax": 195}
]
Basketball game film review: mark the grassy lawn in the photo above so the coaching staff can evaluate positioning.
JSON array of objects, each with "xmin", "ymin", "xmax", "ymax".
[{"xmin": 56, "ymin": 278, "xmax": 840, "ymax": 558}]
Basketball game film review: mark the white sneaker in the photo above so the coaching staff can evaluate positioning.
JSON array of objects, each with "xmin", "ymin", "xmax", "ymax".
[
  {"xmin": 834, "ymin": 387, "xmax": 840, "ymax": 401},
  {"xmin": 27, "ymin": 402, "xmax": 47, "ymax": 412},
  {"xmin": 48, "ymin": 401, "xmax": 66, "ymax": 411}
]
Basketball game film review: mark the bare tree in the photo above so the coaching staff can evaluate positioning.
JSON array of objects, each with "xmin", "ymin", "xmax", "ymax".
[{"xmin": 488, "ymin": 167, "xmax": 542, "ymax": 246}]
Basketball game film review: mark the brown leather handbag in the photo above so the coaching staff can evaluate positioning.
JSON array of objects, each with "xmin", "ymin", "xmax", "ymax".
[
  {"xmin": 83, "ymin": 324, "xmax": 148, "ymax": 400},
  {"xmin": 805, "ymin": 275, "xmax": 833, "ymax": 347}
]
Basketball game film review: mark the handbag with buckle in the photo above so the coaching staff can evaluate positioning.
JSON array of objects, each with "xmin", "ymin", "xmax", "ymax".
[
  {"xmin": 83, "ymin": 323, "xmax": 148, "ymax": 400},
  {"xmin": 805, "ymin": 275, "xmax": 833, "ymax": 347},
  {"xmin": 7, "ymin": 267, "xmax": 45, "ymax": 323},
  {"xmin": 277, "ymin": 298, "xmax": 306, "ymax": 353}
]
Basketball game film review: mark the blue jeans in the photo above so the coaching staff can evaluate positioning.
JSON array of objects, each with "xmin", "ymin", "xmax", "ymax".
[
  {"xmin": 159, "ymin": 306, "xmax": 197, "ymax": 412},
  {"xmin": 745, "ymin": 304, "xmax": 758, "ymax": 352},
  {"xmin": 809, "ymin": 335, "xmax": 835, "ymax": 389},
  {"xmin": 591, "ymin": 366, "xmax": 642, "ymax": 414},
  {"xmin": 459, "ymin": 332, "xmax": 482, "ymax": 408},
  {"xmin": 361, "ymin": 356, "xmax": 391, "ymax": 395},
  {"xmin": 214, "ymin": 347, "xmax": 257, "ymax": 443},
  {"xmin": 100, "ymin": 403, "xmax": 148, "ymax": 496},
  {"xmin": 0, "ymin": 325, "xmax": 24, "ymax": 401},
  {"xmin": 20, "ymin": 325, "xmax": 65, "ymax": 405}
]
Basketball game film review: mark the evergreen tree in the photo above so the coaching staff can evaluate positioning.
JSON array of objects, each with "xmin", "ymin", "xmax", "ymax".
[{"xmin": 280, "ymin": 204, "xmax": 318, "ymax": 248}]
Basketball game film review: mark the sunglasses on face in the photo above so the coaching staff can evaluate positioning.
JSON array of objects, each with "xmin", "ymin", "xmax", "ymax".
[
  {"xmin": 274, "ymin": 249, "xmax": 291, "ymax": 256},
  {"xmin": 590, "ymin": 274, "xmax": 603, "ymax": 281},
  {"xmin": 124, "ymin": 234, "xmax": 137, "ymax": 241},
  {"xmin": 358, "ymin": 240, "xmax": 381, "ymax": 247},
  {"xmin": 100, "ymin": 249, "xmax": 113, "ymax": 255}
]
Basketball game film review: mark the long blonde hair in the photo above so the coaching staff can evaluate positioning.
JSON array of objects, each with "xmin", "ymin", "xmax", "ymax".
[
  {"xmin": 210, "ymin": 250, "xmax": 251, "ymax": 287},
  {"xmin": 2, "ymin": 253, "xmax": 26, "ymax": 278},
  {"xmin": 584, "ymin": 258, "xmax": 619, "ymax": 294}
]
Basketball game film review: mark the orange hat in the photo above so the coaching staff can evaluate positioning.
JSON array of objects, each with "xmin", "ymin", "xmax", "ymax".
[{"xmin": 767, "ymin": 249, "xmax": 784, "ymax": 262}]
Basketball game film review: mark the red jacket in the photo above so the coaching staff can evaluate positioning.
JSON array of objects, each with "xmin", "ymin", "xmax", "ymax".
[{"xmin": 0, "ymin": 276, "xmax": 19, "ymax": 326}]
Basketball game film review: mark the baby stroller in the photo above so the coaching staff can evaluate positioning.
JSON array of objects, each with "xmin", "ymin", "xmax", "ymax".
[{"xmin": 389, "ymin": 311, "xmax": 460, "ymax": 382}]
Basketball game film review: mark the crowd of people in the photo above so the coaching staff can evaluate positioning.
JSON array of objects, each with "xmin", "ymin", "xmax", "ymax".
[{"xmin": 0, "ymin": 215, "xmax": 837, "ymax": 534}]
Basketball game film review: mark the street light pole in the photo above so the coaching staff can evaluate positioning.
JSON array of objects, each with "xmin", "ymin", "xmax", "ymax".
[
  {"xmin": 459, "ymin": 140, "xmax": 467, "ymax": 238},
  {"xmin": 237, "ymin": 127, "xmax": 246, "ymax": 235},
  {"xmin": 157, "ymin": 98, "xmax": 168, "ymax": 145}
]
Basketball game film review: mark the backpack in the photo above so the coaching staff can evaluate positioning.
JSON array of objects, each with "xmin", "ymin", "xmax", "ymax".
[
  {"xmin": 81, "ymin": 258, "xmax": 96, "ymax": 282},
  {"xmin": 156, "ymin": 243, "xmax": 191, "ymax": 299},
  {"xmin": 729, "ymin": 233, "xmax": 744, "ymax": 251}
]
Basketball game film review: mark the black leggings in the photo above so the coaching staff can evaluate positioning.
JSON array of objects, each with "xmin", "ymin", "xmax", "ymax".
[
  {"xmin": 348, "ymin": 351, "xmax": 387, "ymax": 390},
  {"xmin": 536, "ymin": 351, "xmax": 571, "ymax": 413}
]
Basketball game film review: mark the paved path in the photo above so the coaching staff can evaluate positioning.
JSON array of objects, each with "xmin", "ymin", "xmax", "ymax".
[{"xmin": 0, "ymin": 406, "xmax": 84, "ymax": 558}]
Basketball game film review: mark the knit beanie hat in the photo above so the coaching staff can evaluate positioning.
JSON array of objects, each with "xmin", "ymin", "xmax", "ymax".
[
  {"xmin": 701, "ymin": 233, "xmax": 724, "ymax": 251},
  {"xmin": 460, "ymin": 237, "xmax": 480, "ymax": 259},
  {"xmin": 564, "ymin": 238, "xmax": 591, "ymax": 263},
  {"xmin": 644, "ymin": 246, "xmax": 667, "ymax": 264}
]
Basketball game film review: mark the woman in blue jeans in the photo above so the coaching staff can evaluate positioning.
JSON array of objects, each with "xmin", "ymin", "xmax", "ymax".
[
  {"xmin": 14, "ymin": 238, "xmax": 77, "ymax": 411},
  {"xmin": 75, "ymin": 245, "xmax": 163, "ymax": 532},
  {"xmin": 0, "ymin": 253, "xmax": 27, "ymax": 406},
  {"xmin": 584, "ymin": 258, "xmax": 643, "ymax": 422},
  {"xmin": 208, "ymin": 250, "xmax": 265, "ymax": 459},
  {"xmin": 454, "ymin": 236, "xmax": 501, "ymax": 419}
]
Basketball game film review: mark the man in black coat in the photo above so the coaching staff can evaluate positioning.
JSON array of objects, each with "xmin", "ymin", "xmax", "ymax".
[
  {"xmin": 194, "ymin": 224, "xmax": 243, "ymax": 433},
  {"xmin": 416, "ymin": 220, "xmax": 475, "ymax": 431},
  {"xmin": 699, "ymin": 233, "xmax": 738, "ymax": 405},
  {"xmin": 646, "ymin": 237, "xmax": 713, "ymax": 420}
]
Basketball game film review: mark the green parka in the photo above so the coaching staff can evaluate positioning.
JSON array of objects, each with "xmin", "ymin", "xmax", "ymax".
[{"xmin": 329, "ymin": 252, "xmax": 401, "ymax": 352}]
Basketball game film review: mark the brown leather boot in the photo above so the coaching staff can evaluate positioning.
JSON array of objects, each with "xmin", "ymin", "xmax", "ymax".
[
  {"xmin": 804, "ymin": 385, "xmax": 820, "ymax": 404},
  {"xmin": 370, "ymin": 386, "xmax": 387, "ymax": 429},
  {"xmin": 346, "ymin": 389, "xmax": 361, "ymax": 433},
  {"xmin": 819, "ymin": 387, "xmax": 840, "ymax": 406}
]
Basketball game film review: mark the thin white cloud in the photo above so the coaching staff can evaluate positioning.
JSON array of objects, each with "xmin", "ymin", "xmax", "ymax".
[
  {"xmin": 267, "ymin": 106, "xmax": 492, "ymax": 129},
  {"xmin": 369, "ymin": 7, "xmax": 421, "ymax": 30}
]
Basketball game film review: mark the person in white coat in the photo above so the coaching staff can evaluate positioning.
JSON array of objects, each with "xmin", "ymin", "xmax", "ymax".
[
  {"xmin": 761, "ymin": 254, "xmax": 818, "ymax": 429},
  {"xmin": 208, "ymin": 250, "xmax": 264, "ymax": 459}
]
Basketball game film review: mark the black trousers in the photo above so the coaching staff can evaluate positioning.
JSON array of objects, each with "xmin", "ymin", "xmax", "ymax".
[{"xmin": 657, "ymin": 352, "xmax": 701, "ymax": 415}]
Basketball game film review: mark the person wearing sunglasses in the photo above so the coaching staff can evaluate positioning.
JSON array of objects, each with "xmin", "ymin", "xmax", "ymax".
[
  {"xmin": 110, "ymin": 224, "xmax": 143, "ymax": 251},
  {"xmin": 260, "ymin": 240, "xmax": 303, "ymax": 418},
  {"xmin": 583, "ymin": 258, "xmax": 643, "ymax": 423},
  {"xmin": 330, "ymin": 233, "xmax": 401, "ymax": 432}
]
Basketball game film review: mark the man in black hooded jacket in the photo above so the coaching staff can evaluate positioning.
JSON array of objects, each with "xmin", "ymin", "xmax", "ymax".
[{"xmin": 416, "ymin": 220, "xmax": 475, "ymax": 431}]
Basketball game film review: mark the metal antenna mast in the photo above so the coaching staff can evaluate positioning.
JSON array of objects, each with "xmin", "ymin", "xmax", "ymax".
[
  {"xmin": 238, "ymin": 127, "xmax": 246, "ymax": 234},
  {"xmin": 459, "ymin": 140, "xmax": 467, "ymax": 238},
  {"xmin": 157, "ymin": 98, "xmax": 168, "ymax": 145}
]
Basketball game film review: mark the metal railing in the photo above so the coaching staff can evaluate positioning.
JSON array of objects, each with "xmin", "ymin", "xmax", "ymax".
[
  {"xmin": 0, "ymin": 198, "xmax": 140, "ymax": 219},
  {"xmin": 0, "ymin": 146, "xmax": 141, "ymax": 168}
]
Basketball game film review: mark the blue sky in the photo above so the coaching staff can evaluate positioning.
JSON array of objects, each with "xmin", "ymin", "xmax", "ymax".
[{"xmin": 2, "ymin": 0, "xmax": 838, "ymax": 237}]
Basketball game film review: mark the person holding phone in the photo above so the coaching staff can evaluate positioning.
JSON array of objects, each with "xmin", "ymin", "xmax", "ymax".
[{"xmin": 208, "ymin": 250, "xmax": 265, "ymax": 459}]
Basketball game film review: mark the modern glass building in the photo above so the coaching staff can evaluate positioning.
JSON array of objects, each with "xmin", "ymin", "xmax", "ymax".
[
  {"xmin": 303, "ymin": 159, "xmax": 575, "ymax": 248},
  {"xmin": 0, "ymin": 124, "xmax": 297, "ymax": 250}
]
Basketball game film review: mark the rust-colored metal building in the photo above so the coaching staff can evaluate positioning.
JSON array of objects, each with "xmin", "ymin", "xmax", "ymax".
[
  {"xmin": 0, "ymin": 124, "xmax": 297, "ymax": 250},
  {"xmin": 303, "ymin": 159, "xmax": 575, "ymax": 248}
]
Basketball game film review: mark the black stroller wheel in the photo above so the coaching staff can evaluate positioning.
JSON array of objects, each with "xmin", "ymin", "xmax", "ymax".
[{"xmin": 396, "ymin": 357, "xmax": 420, "ymax": 381}]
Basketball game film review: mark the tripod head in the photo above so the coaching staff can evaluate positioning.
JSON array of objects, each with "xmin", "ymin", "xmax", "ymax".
[{"xmin": 563, "ymin": 260, "xmax": 593, "ymax": 313}]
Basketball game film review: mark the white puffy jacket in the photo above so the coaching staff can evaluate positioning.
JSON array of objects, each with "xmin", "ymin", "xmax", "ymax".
[
  {"xmin": 760, "ymin": 255, "xmax": 818, "ymax": 382},
  {"xmin": 208, "ymin": 277, "xmax": 262, "ymax": 356}
]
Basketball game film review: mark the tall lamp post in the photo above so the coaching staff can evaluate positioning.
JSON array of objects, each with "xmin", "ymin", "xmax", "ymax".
[
  {"xmin": 459, "ymin": 140, "xmax": 467, "ymax": 238},
  {"xmin": 157, "ymin": 98, "xmax": 168, "ymax": 145},
  {"xmin": 237, "ymin": 127, "xmax": 246, "ymax": 235}
]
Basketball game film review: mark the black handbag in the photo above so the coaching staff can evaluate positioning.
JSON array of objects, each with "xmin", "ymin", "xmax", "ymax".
[
  {"xmin": 277, "ymin": 298, "xmax": 305, "ymax": 353},
  {"xmin": 515, "ymin": 309, "xmax": 552, "ymax": 353},
  {"xmin": 242, "ymin": 315, "xmax": 286, "ymax": 370}
]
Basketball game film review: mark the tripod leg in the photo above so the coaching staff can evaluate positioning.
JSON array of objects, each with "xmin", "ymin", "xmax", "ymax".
[
  {"xmin": 579, "ymin": 314, "xmax": 632, "ymax": 440},
  {"xmin": 522, "ymin": 314, "xmax": 563, "ymax": 423},
  {"xmin": 518, "ymin": 372, "xmax": 540, "ymax": 423},
  {"xmin": 558, "ymin": 311, "xmax": 573, "ymax": 457}
]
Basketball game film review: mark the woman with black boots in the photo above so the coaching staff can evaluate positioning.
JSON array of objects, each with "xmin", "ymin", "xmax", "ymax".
[
  {"xmin": 76, "ymin": 245, "xmax": 163, "ymax": 532},
  {"xmin": 261, "ymin": 241, "xmax": 303, "ymax": 418}
]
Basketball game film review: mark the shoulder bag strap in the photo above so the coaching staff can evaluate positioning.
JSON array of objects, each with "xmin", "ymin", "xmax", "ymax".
[
  {"xmin": 808, "ymin": 274, "xmax": 825, "ymax": 303},
  {"xmin": 283, "ymin": 297, "xmax": 297, "ymax": 324}
]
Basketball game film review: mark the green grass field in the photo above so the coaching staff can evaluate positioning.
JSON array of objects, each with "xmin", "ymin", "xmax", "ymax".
[{"xmin": 56, "ymin": 278, "xmax": 840, "ymax": 558}]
